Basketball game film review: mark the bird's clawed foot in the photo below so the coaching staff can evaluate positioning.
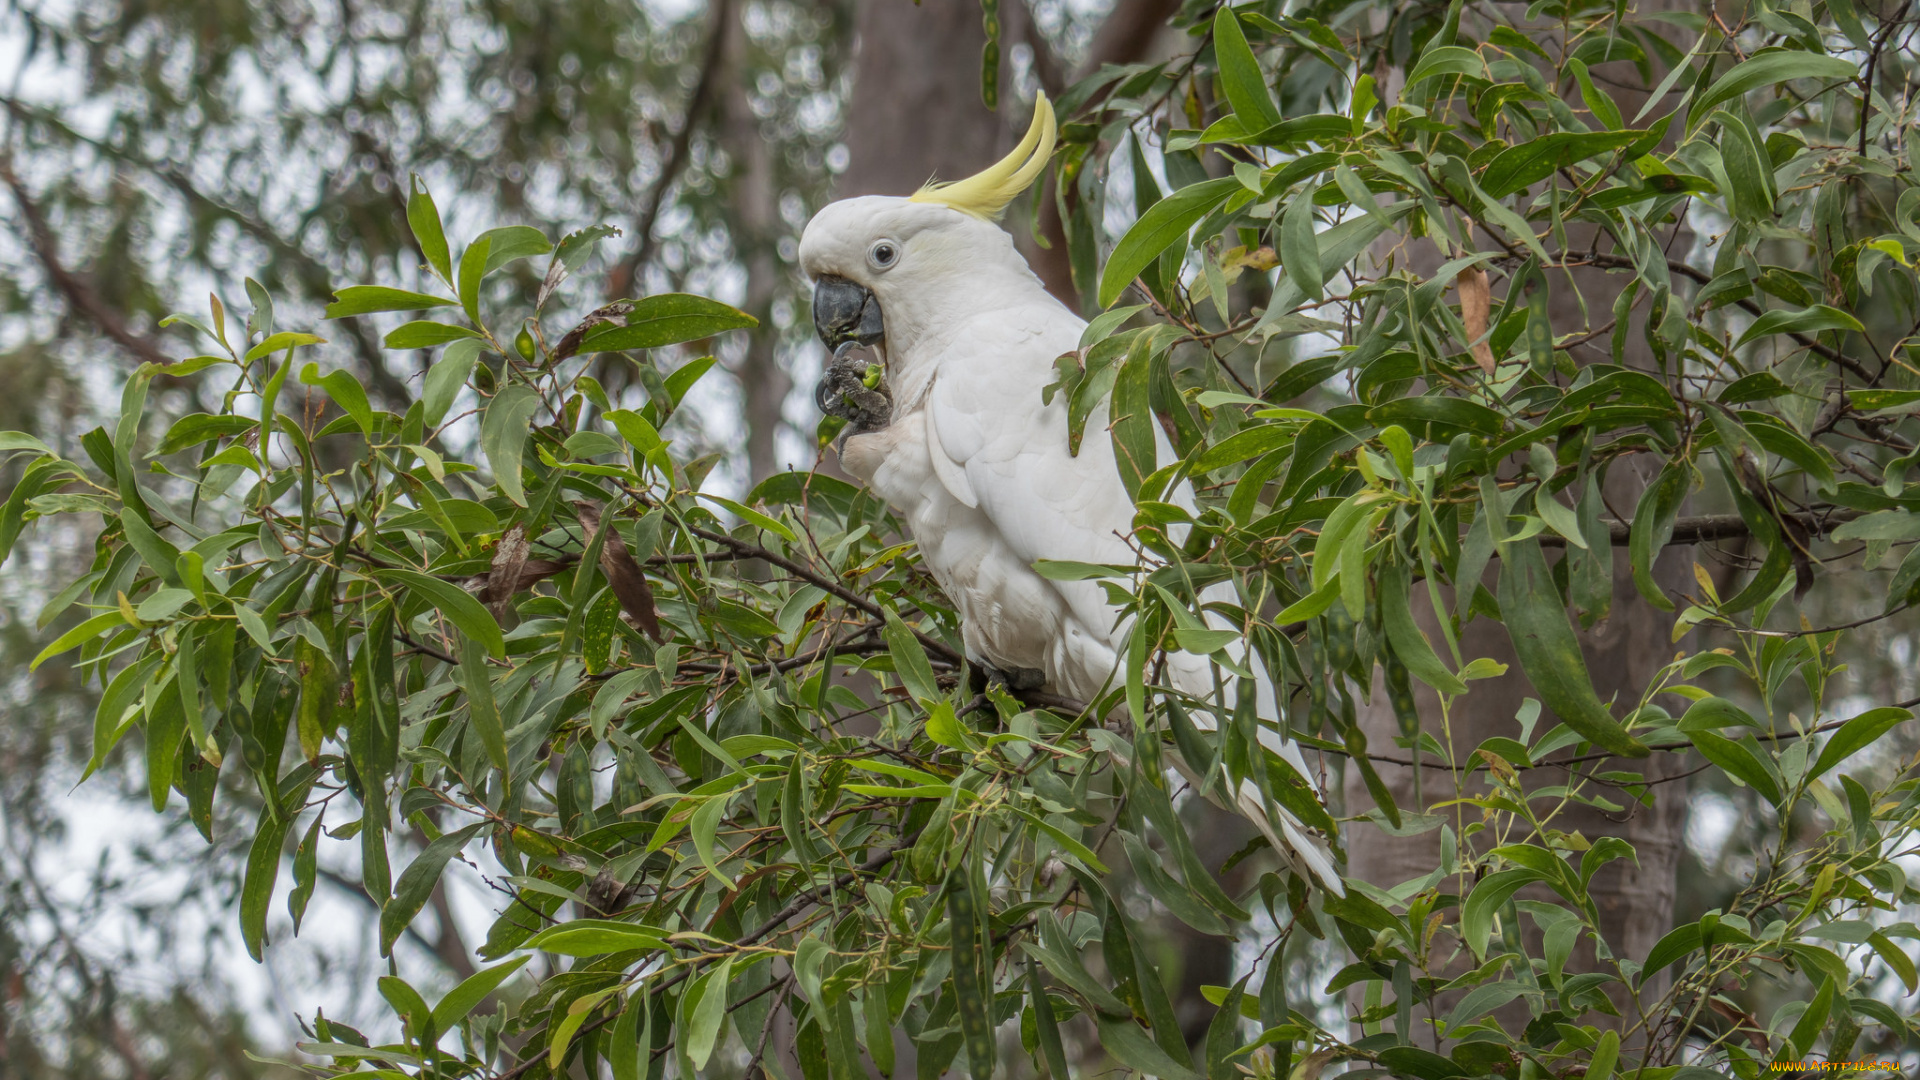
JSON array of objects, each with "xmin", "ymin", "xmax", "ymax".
[
  {"xmin": 815, "ymin": 341, "xmax": 892, "ymax": 440},
  {"xmin": 971, "ymin": 663, "xmax": 1047, "ymax": 694}
]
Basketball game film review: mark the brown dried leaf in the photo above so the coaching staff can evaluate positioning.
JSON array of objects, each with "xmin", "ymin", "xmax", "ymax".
[
  {"xmin": 1292, "ymin": 1047, "xmax": 1339, "ymax": 1080},
  {"xmin": 574, "ymin": 501, "xmax": 663, "ymax": 642},
  {"xmin": 551, "ymin": 300, "xmax": 635, "ymax": 362},
  {"xmin": 481, "ymin": 523, "xmax": 531, "ymax": 621},
  {"xmin": 1458, "ymin": 265, "xmax": 1495, "ymax": 374}
]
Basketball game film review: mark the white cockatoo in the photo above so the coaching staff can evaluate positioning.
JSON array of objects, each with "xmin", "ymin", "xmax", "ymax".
[{"xmin": 799, "ymin": 94, "xmax": 1342, "ymax": 894}]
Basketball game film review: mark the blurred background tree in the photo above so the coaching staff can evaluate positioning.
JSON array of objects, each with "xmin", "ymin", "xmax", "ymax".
[
  {"xmin": 6, "ymin": 0, "xmax": 1919, "ymax": 1075},
  {"xmin": 0, "ymin": 0, "xmax": 1144, "ymax": 1071}
]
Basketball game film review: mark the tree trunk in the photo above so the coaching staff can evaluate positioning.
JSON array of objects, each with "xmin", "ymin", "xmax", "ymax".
[{"xmin": 718, "ymin": 4, "xmax": 791, "ymax": 487}]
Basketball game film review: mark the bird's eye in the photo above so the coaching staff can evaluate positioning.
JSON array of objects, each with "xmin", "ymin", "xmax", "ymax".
[{"xmin": 868, "ymin": 240, "xmax": 898, "ymax": 269}]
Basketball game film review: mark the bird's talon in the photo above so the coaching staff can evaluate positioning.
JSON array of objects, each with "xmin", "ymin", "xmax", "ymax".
[{"xmin": 815, "ymin": 342, "xmax": 892, "ymax": 437}]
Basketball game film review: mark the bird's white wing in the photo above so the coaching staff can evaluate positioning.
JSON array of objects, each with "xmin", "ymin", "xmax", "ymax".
[
  {"xmin": 925, "ymin": 307, "xmax": 1136, "ymax": 650},
  {"xmin": 924, "ymin": 305, "xmax": 1343, "ymax": 894}
]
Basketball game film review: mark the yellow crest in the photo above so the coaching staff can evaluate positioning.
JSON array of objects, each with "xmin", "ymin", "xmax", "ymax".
[{"xmin": 908, "ymin": 93, "xmax": 1057, "ymax": 221}]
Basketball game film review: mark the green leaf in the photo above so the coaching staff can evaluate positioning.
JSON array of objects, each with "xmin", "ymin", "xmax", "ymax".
[
  {"xmin": 475, "ymin": 225, "xmax": 552, "ymax": 276},
  {"xmin": 575, "ymin": 294, "xmax": 757, "ymax": 353},
  {"xmin": 1367, "ymin": 396, "xmax": 1504, "ymax": 438},
  {"xmin": 606, "ymin": 408, "xmax": 665, "ymax": 454},
  {"xmin": 1717, "ymin": 113, "xmax": 1776, "ymax": 223},
  {"xmin": 431, "ymin": 956, "xmax": 530, "ymax": 1032},
  {"xmin": 324, "ymin": 286, "xmax": 457, "ymax": 319},
  {"xmin": 550, "ymin": 988, "xmax": 618, "ymax": 1071},
  {"xmin": 1568, "ymin": 58, "xmax": 1624, "ymax": 130},
  {"xmin": 1687, "ymin": 730, "xmax": 1783, "ymax": 804},
  {"xmin": 1111, "ymin": 332, "xmax": 1160, "ymax": 499},
  {"xmin": 379, "ymin": 976, "xmax": 432, "ymax": 1040},
  {"xmin": 299, "ymin": 364, "xmax": 375, "ymax": 437},
  {"xmin": 1020, "ymin": 929, "xmax": 1129, "ymax": 1016},
  {"xmin": 523, "ymin": 919, "xmax": 669, "ymax": 957},
  {"xmin": 698, "ymin": 493, "xmax": 796, "ymax": 542},
  {"xmin": 407, "ymin": 176, "xmax": 453, "ymax": 282},
  {"xmin": 1636, "ymin": 921, "xmax": 1729, "ymax": 986},
  {"xmin": 458, "ymin": 235, "xmax": 491, "ymax": 324},
  {"xmin": 385, "ymin": 321, "xmax": 480, "ymax": 349},
  {"xmin": 1012, "ymin": 808, "xmax": 1109, "ymax": 874},
  {"xmin": 0, "ymin": 431, "xmax": 52, "ymax": 456},
  {"xmin": 1629, "ymin": 464, "xmax": 1687, "ymax": 611},
  {"xmin": 1381, "ymin": 565, "xmax": 1466, "ymax": 695},
  {"xmin": 1404, "ymin": 45, "xmax": 1487, "ymax": 86},
  {"xmin": 380, "ymin": 822, "xmax": 485, "ymax": 956},
  {"xmin": 1094, "ymin": 1013, "xmax": 1202, "ymax": 1080},
  {"xmin": 459, "ymin": 635, "xmax": 509, "ymax": 775},
  {"xmin": 480, "ymin": 385, "xmax": 544, "ymax": 506},
  {"xmin": 120, "ymin": 510, "xmax": 183, "ymax": 585},
  {"xmin": 1280, "ymin": 185, "xmax": 1323, "ymax": 303},
  {"xmin": 1786, "ymin": 974, "xmax": 1835, "ymax": 1057},
  {"xmin": 1690, "ymin": 48, "xmax": 1860, "ymax": 126},
  {"xmin": 1734, "ymin": 304, "xmax": 1864, "ymax": 347},
  {"xmin": 1099, "ymin": 178, "xmax": 1239, "ymax": 308},
  {"xmin": 924, "ymin": 701, "xmax": 977, "ymax": 753},
  {"xmin": 1211, "ymin": 7, "xmax": 1281, "ymax": 129},
  {"xmin": 241, "ymin": 804, "xmax": 292, "ymax": 961},
  {"xmin": 1809, "ymin": 707, "xmax": 1910, "ymax": 779},
  {"xmin": 1868, "ymin": 931, "xmax": 1918, "ymax": 994},
  {"xmin": 242, "ymin": 331, "xmax": 326, "ymax": 363},
  {"xmin": 32, "ymin": 611, "xmax": 133, "ymax": 671},
  {"xmin": 1479, "ymin": 130, "xmax": 1645, "ymax": 198},
  {"xmin": 1497, "ymin": 536, "xmax": 1648, "ymax": 757},
  {"xmin": 882, "ymin": 609, "xmax": 941, "ymax": 702},
  {"xmin": 1031, "ymin": 959, "xmax": 1072, "ymax": 1080},
  {"xmin": 1587, "ymin": 1031, "xmax": 1620, "ymax": 1080},
  {"xmin": 1080, "ymin": 303, "xmax": 1148, "ymax": 349},
  {"xmin": 422, "ymin": 338, "xmax": 481, "ymax": 426},
  {"xmin": 1833, "ymin": 510, "xmax": 1920, "ymax": 542},
  {"xmin": 1461, "ymin": 868, "xmax": 1541, "ymax": 959},
  {"xmin": 371, "ymin": 568, "xmax": 506, "ymax": 658},
  {"xmin": 1377, "ymin": 1047, "xmax": 1466, "ymax": 1080},
  {"xmin": 684, "ymin": 956, "xmax": 734, "ymax": 1070},
  {"xmin": 1847, "ymin": 388, "xmax": 1920, "ymax": 412},
  {"xmin": 689, "ymin": 790, "xmax": 738, "ymax": 888},
  {"xmin": 155, "ymin": 413, "xmax": 257, "ymax": 456}
]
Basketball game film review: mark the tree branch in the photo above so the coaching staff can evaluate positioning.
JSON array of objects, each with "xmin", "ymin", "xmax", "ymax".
[
  {"xmin": 680, "ymin": 519, "xmax": 965, "ymax": 666},
  {"xmin": 607, "ymin": 0, "xmax": 735, "ymax": 299},
  {"xmin": 1535, "ymin": 508, "xmax": 1867, "ymax": 549},
  {"xmin": 0, "ymin": 156, "xmax": 174, "ymax": 369},
  {"xmin": 1583, "ymin": 251, "xmax": 1878, "ymax": 383}
]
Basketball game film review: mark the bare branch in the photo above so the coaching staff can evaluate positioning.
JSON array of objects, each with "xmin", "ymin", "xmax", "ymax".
[
  {"xmin": 607, "ymin": 0, "xmax": 735, "ymax": 299},
  {"xmin": 0, "ymin": 156, "xmax": 175, "ymax": 369}
]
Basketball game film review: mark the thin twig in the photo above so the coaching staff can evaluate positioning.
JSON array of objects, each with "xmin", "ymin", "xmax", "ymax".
[
  {"xmin": 0, "ymin": 156, "xmax": 174, "ymax": 368},
  {"xmin": 607, "ymin": 0, "xmax": 735, "ymax": 299}
]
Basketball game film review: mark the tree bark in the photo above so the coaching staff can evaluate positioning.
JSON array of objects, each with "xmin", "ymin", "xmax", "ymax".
[{"xmin": 718, "ymin": 3, "xmax": 792, "ymax": 487}]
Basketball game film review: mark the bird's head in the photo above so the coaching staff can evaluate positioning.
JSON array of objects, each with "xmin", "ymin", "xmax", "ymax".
[{"xmin": 799, "ymin": 93, "xmax": 1056, "ymax": 364}]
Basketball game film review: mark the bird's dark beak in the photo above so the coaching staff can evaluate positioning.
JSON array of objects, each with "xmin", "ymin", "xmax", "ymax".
[{"xmin": 812, "ymin": 276, "xmax": 884, "ymax": 351}]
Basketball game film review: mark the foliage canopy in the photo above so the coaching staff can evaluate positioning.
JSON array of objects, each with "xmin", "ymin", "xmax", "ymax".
[{"xmin": 7, "ymin": 0, "xmax": 1920, "ymax": 1078}]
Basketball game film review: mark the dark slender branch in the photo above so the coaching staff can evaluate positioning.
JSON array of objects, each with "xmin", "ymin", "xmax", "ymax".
[
  {"xmin": 1536, "ymin": 509, "xmax": 1867, "ymax": 549},
  {"xmin": 492, "ymin": 837, "xmax": 908, "ymax": 1080},
  {"xmin": 1583, "ymin": 252, "xmax": 1878, "ymax": 382},
  {"xmin": 608, "ymin": 0, "xmax": 734, "ymax": 299},
  {"xmin": 0, "ymin": 156, "xmax": 174, "ymax": 369},
  {"xmin": 1860, "ymin": 2, "xmax": 1914, "ymax": 156},
  {"xmin": 681, "ymin": 520, "xmax": 965, "ymax": 666}
]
